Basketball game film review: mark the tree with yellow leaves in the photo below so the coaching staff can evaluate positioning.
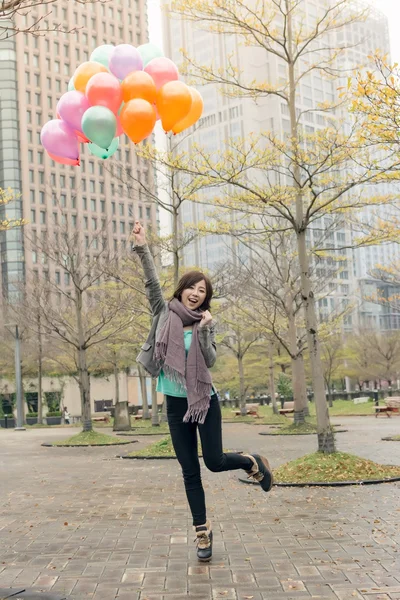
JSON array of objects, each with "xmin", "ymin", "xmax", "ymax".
[
  {"xmin": 0, "ymin": 187, "xmax": 24, "ymax": 232},
  {"xmin": 166, "ymin": 0, "xmax": 400, "ymax": 452}
]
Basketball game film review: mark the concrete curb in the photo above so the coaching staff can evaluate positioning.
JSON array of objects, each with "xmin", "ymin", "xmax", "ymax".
[
  {"xmin": 42, "ymin": 440, "xmax": 137, "ymax": 447},
  {"xmin": 238, "ymin": 476, "xmax": 400, "ymax": 488}
]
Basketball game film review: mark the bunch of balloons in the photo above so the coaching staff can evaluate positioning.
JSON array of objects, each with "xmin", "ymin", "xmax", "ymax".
[{"xmin": 41, "ymin": 43, "xmax": 204, "ymax": 166}]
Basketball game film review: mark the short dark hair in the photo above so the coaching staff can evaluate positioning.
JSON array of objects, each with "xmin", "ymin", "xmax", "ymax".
[{"xmin": 173, "ymin": 271, "xmax": 213, "ymax": 311}]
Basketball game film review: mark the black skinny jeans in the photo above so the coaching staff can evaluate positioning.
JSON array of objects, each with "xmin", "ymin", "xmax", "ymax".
[{"xmin": 166, "ymin": 394, "xmax": 253, "ymax": 526}]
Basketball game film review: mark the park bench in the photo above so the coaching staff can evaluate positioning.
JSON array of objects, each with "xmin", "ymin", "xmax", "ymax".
[
  {"xmin": 233, "ymin": 403, "xmax": 260, "ymax": 417},
  {"xmin": 279, "ymin": 401, "xmax": 294, "ymax": 416},
  {"xmin": 92, "ymin": 413, "xmax": 111, "ymax": 423},
  {"xmin": 375, "ymin": 397, "xmax": 400, "ymax": 418}
]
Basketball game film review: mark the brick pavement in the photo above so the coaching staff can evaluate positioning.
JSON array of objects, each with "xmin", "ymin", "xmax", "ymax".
[{"xmin": 0, "ymin": 417, "xmax": 399, "ymax": 600}]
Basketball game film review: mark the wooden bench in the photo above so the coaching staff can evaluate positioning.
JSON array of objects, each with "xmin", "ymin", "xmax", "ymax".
[
  {"xmin": 279, "ymin": 401, "xmax": 294, "ymax": 416},
  {"xmin": 92, "ymin": 414, "xmax": 110, "ymax": 423},
  {"xmin": 375, "ymin": 398, "xmax": 400, "ymax": 418},
  {"xmin": 353, "ymin": 396, "xmax": 371, "ymax": 405},
  {"xmin": 232, "ymin": 403, "xmax": 260, "ymax": 418}
]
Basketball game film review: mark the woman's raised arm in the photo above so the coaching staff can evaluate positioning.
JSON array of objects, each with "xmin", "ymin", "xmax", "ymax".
[{"xmin": 131, "ymin": 221, "xmax": 165, "ymax": 316}]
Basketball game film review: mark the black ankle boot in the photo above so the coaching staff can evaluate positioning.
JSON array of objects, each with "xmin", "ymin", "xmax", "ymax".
[{"xmin": 194, "ymin": 521, "xmax": 213, "ymax": 562}]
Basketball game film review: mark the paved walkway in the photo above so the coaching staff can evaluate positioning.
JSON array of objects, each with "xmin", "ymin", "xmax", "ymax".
[{"xmin": 0, "ymin": 417, "xmax": 399, "ymax": 600}]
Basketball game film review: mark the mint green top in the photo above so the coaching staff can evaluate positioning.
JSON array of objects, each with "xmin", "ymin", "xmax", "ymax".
[{"xmin": 156, "ymin": 330, "xmax": 193, "ymax": 397}]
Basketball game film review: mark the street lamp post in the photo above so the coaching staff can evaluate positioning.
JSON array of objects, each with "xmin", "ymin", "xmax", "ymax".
[{"xmin": 5, "ymin": 323, "xmax": 25, "ymax": 430}]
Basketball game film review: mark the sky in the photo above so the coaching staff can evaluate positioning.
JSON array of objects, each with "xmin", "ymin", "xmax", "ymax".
[{"xmin": 374, "ymin": 1, "xmax": 400, "ymax": 62}]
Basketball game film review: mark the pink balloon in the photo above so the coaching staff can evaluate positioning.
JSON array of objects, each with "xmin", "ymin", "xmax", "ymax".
[
  {"xmin": 86, "ymin": 72, "xmax": 123, "ymax": 114},
  {"xmin": 41, "ymin": 120, "xmax": 79, "ymax": 161},
  {"xmin": 57, "ymin": 91, "xmax": 90, "ymax": 134},
  {"xmin": 144, "ymin": 57, "xmax": 179, "ymax": 90},
  {"xmin": 47, "ymin": 151, "xmax": 80, "ymax": 166},
  {"xmin": 109, "ymin": 44, "xmax": 143, "ymax": 80}
]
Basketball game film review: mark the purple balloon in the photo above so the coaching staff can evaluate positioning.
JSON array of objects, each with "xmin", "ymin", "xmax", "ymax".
[
  {"xmin": 41, "ymin": 120, "xmax": 79, "ymax": 160},
  {"xmin": 57, "ymin": 91, "xmax": 90, "ymax": 134},
  {"xmin": 109, "ymin": 44, "xmax": 143, "ymax": 80}
]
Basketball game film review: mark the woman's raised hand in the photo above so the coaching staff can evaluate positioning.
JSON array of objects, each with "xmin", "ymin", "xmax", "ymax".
[{"xmin": 131, "ymin": 221, "xmax": 146, "ymax": 246}]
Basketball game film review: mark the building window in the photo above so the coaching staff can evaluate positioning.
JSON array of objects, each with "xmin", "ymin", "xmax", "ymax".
[
  {"xmin": 60, "ymin": 175, "xmax": 65, "ymax": 187},
  {"xmin": 31, "ymin": 209, "xmax": 36, "ymax": 222},
  {"xmin": 91, "ymin": 199, "xmax": 96, "ymax": 211},
  {"xmin": 83, "ymin": 197, "xmax": 87, "ymax": 210},
  {"xmin": 91, "ymin": 217, "xmax": 97, "ymax": 230},
  {"xmin": 112, "ymin": 220, "xmax": 116, "ymax": 233},
  {"xmin": 120, "ymin": 221, "xmax": 125, "ymax": 234},
  {"xmin": 64, "ymin": 272, "xmax": 70, "ymax": 286},
  {"xmin": 53, "ymin": 213, "xmax": 58, "ymax": 224},
  {"xmin": 29, "ymin": 170, "xmax": 34, "ymax": 183},
  {"xmin": 28, "ymin": 149, "xmax": 33, "ymax": 162},
  {"xmin": 40, "ymin": 211, "xmax": 46, "ymax": 224},
  {"xmin": 119, "ymin": 203, "xmax": 124, "ymax": 216},
  {"xmin": 89, "ymin": 161, "xmax": 94, "ymax": 174},
  {"xmin": 39, "ymin": 191, "xmax": 45, "ymax": 204},
  {"xmin": 72, "ymin": 215, "xmax": 77, "ymax": 227},
  {"xmin": 84, "ymin": 216, "xmax": 88, "ymax": 229},
  {"xmin": 146, "ymin": 206, "xmax": 151, "ymax": 219},
  {"xmin": 38, "ymin": 151, "xmax": 43, "ymax": 165},
  {"xmin": 90, "ymin": 181, "xmax": 95, "ymax": 193},
  {"xmin": 51, "ymin": 173, "xmax": 56, "ymax": 186},
  {"xmin": 35, "ymin": 93, "xmax": 41, "ymax": 105},
  {"xmin": 100, "ymin": 200, "xmax": 105, "ymax": 213},
  {"xmin": 61, "ymin": 194, "xmax": 66, "ymax": 207},
  {"xmin": 39, "ymin": 171, "xmax": 44, "ymax": 184},
  {"xmin": 112, "ymin": 202, "xmax": 116, "ymax": 214},
  {"xmin": 27, "ymin": 110, "xmax": 32, "ymax": 123},
  {"xmin": 55, "ymin": 271, "xmax": 61, "ymax": 285}
]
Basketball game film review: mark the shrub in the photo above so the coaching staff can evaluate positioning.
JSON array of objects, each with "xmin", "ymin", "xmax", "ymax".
[
  {"xmin": 27, "ymin": 412, "xmax": 38, "ymax": 417},
  {"xmin": 46, "ymin": 411, "xmax": 62, "ymax": 417}
]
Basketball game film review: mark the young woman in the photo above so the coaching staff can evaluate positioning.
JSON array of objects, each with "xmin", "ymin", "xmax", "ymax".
[{"xmin": 132, "ymin": 222, "xmax": 273, "ymax": 562}]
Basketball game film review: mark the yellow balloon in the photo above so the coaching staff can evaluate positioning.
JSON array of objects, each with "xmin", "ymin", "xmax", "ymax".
[{"xmin": 172, "ymin": 87, "xmax": 204, "ymax": 134}]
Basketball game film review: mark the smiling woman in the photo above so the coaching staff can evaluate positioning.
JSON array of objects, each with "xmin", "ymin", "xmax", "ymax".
[{"xmin": 131, "ymin": 221, "xmax": 274, "ymax": 563}]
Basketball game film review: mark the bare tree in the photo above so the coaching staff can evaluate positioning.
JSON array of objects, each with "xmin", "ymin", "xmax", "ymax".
[
  {"xmin": 1, "ymin": 0, "xmax": 105, "ymax": 40},
  {"xmin": 21, "ymin": 209, "xmax": 137, "ymax": 431}
]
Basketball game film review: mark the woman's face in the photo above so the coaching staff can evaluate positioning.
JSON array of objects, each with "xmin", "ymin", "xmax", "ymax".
[{"xmin": 181, "ymin": 279, "xmax": 207, "ymax": 310}]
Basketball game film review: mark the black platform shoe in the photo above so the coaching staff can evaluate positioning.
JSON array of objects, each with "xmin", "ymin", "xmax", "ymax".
[
  {"xmin": 194, "ymin": 521, "xmax": 213, "ymax": 562},
  {"xmin": 244, "ymin": 453, "xmax": 274, "ymax": 492}
]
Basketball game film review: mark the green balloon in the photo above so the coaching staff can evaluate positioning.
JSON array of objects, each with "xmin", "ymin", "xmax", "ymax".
[
  {"xmin": 82, "ymin": 106, "xmax": 117, "ymax": 150},
  {"xmin": 88, "ymin": 137, "xmax": 119, "ymax": 159},
  {"xmin": 90, "ymin": 44, "xmax": 114, "ymax": 70},
  {"xmin": 68, "ymin": 77, "xmax": 75, "ymax": 91},
  {"xmin": 137, "ymin": 43, "xmax": 164, "ymax": 67}
]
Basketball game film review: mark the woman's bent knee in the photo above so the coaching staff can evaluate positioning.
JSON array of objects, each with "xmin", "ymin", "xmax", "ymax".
[{"xmin": 203, "ymin": 455, "xmax": 225, "ymax": 473}]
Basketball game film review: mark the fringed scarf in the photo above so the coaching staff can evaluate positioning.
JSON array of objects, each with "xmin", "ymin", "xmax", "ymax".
[{"xmin": 154, "ymin": 298, "xmax": 213, "ymax": 424}]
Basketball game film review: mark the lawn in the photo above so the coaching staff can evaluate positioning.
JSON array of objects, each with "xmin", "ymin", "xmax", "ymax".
[
  {"xmin": 51, "ymin": 430, "xmax": 128, "ymax": 446},
  {"xmin": 274, "ymin": 452, "xmax": 400, "ymax": 483},
  {"xmin": 309, "ymin": 399, "xmax": 376, "ymax": 416},
  {"xmin": 127, "ymin": 436, "xmax": 232, "ymax": 458},
  {"xmin": 221, "ymin": 405, "xmax": 287, "ymax": 425}
]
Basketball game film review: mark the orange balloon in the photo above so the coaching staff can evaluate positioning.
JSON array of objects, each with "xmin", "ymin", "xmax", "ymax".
[
  {"xmin": 156, "ymin": 81, "xmax": 192, "ymax": 132},
  {"xmin": 172, "ymin": 87, "xmax": 204, "ymax": 134},
  {"xmin": 120, "ymin": 99, "xmax": 156, "ymax": 144},
  {"xmin": 74, "ymin": 61, "xmax": 108, "ymax": 93},
  {"xmin": 121, "ymin": 71, "xmax": 157, "ymax": 105}
]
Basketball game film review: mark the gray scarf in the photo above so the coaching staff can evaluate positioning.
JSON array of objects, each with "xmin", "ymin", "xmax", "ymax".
[{"xmin": 155, "ymin": 298, "xmax": 212, "ymax": 423}]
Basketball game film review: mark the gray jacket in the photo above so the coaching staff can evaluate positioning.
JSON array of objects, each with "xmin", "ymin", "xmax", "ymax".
[{"xmin": 135, "ymin": 244, "xmax": 217, "ymax": 377}]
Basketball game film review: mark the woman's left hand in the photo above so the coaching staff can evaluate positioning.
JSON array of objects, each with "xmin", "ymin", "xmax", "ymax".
[{"xmin": 199, "ymin": 310, "xmax": 213, "ymax": 328}]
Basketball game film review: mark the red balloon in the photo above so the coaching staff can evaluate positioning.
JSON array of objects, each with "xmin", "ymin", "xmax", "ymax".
[{"xmin": 48, "ymin": 151, "xmax": 80, "ymax": 166}]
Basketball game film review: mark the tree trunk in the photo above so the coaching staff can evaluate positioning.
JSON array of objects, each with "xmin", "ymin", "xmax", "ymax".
[
  {"xmin": 160, "ymin": 396, "xmax": 168, "ymax": 423},
  {"xmin": 269, "ymin": 348, "xmax": 278, "ymax": 415},
  {"xmin": 75, "ymin": 290, "xmax": 92, "ymax": 432},
  {"xmin": 151, "ymin": 377, "xmax": 160, "ymax": 426},
  {"xmin": 287, "ymin": 5, "xmax": 334, "ymax": 452},
  {"xmin": 78, "ymin": 346, "xmax": 92, "ymax": 431},
  {"xmin": 297, "ymin": 230, "xmax": 334, "ymax": 451},
  {"xmin": 327, "ymin": 382, "xmax": 333, "ymax": 408},
  {"xmin": 138, "ymin": 364, "xmax": 150, "ymax": 419},
  {"xmin": 114, "ymin": 362, "xmax": 120, "ymax": 404},
  {"xmin": 37, "ymin": 318, "xmax": 43, "ymax": 425},
  {"xmin": 172, "ymin": 206, "xmax": 180, "ymax": 288},
  {"xmin": 238, "ymin": 354, "xmax": 246, "ymax": 416},
  {"xmin": 287, "ymin": 308, "xmax": 307, "ymax": 424}
]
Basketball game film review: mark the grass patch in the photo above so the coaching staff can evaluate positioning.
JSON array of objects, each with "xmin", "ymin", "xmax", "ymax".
[
  {"xmin": 274, "ymin": 452, "xmax": 400, "ymax": 483},
  {"xmin": 383, "ymin": 435, "xmax": 400, "ymax": 441},
  {"xmin": 127, "ymin": 436, "xmax": 232, "ymax": 458},
  {"xmin": 266, "ymin": 421, "xmax": 319, "ymax": 435},
  {"xmin": 127, "ymin": 436, "xmax": 179, "ymax": 457},
  {"xmin": 52, "ymin": 430, "xmax": 127, "ymax": 446},
  {"xmin": 310, "ymin": 399, "xmax": 375, "ymax": 416}
]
